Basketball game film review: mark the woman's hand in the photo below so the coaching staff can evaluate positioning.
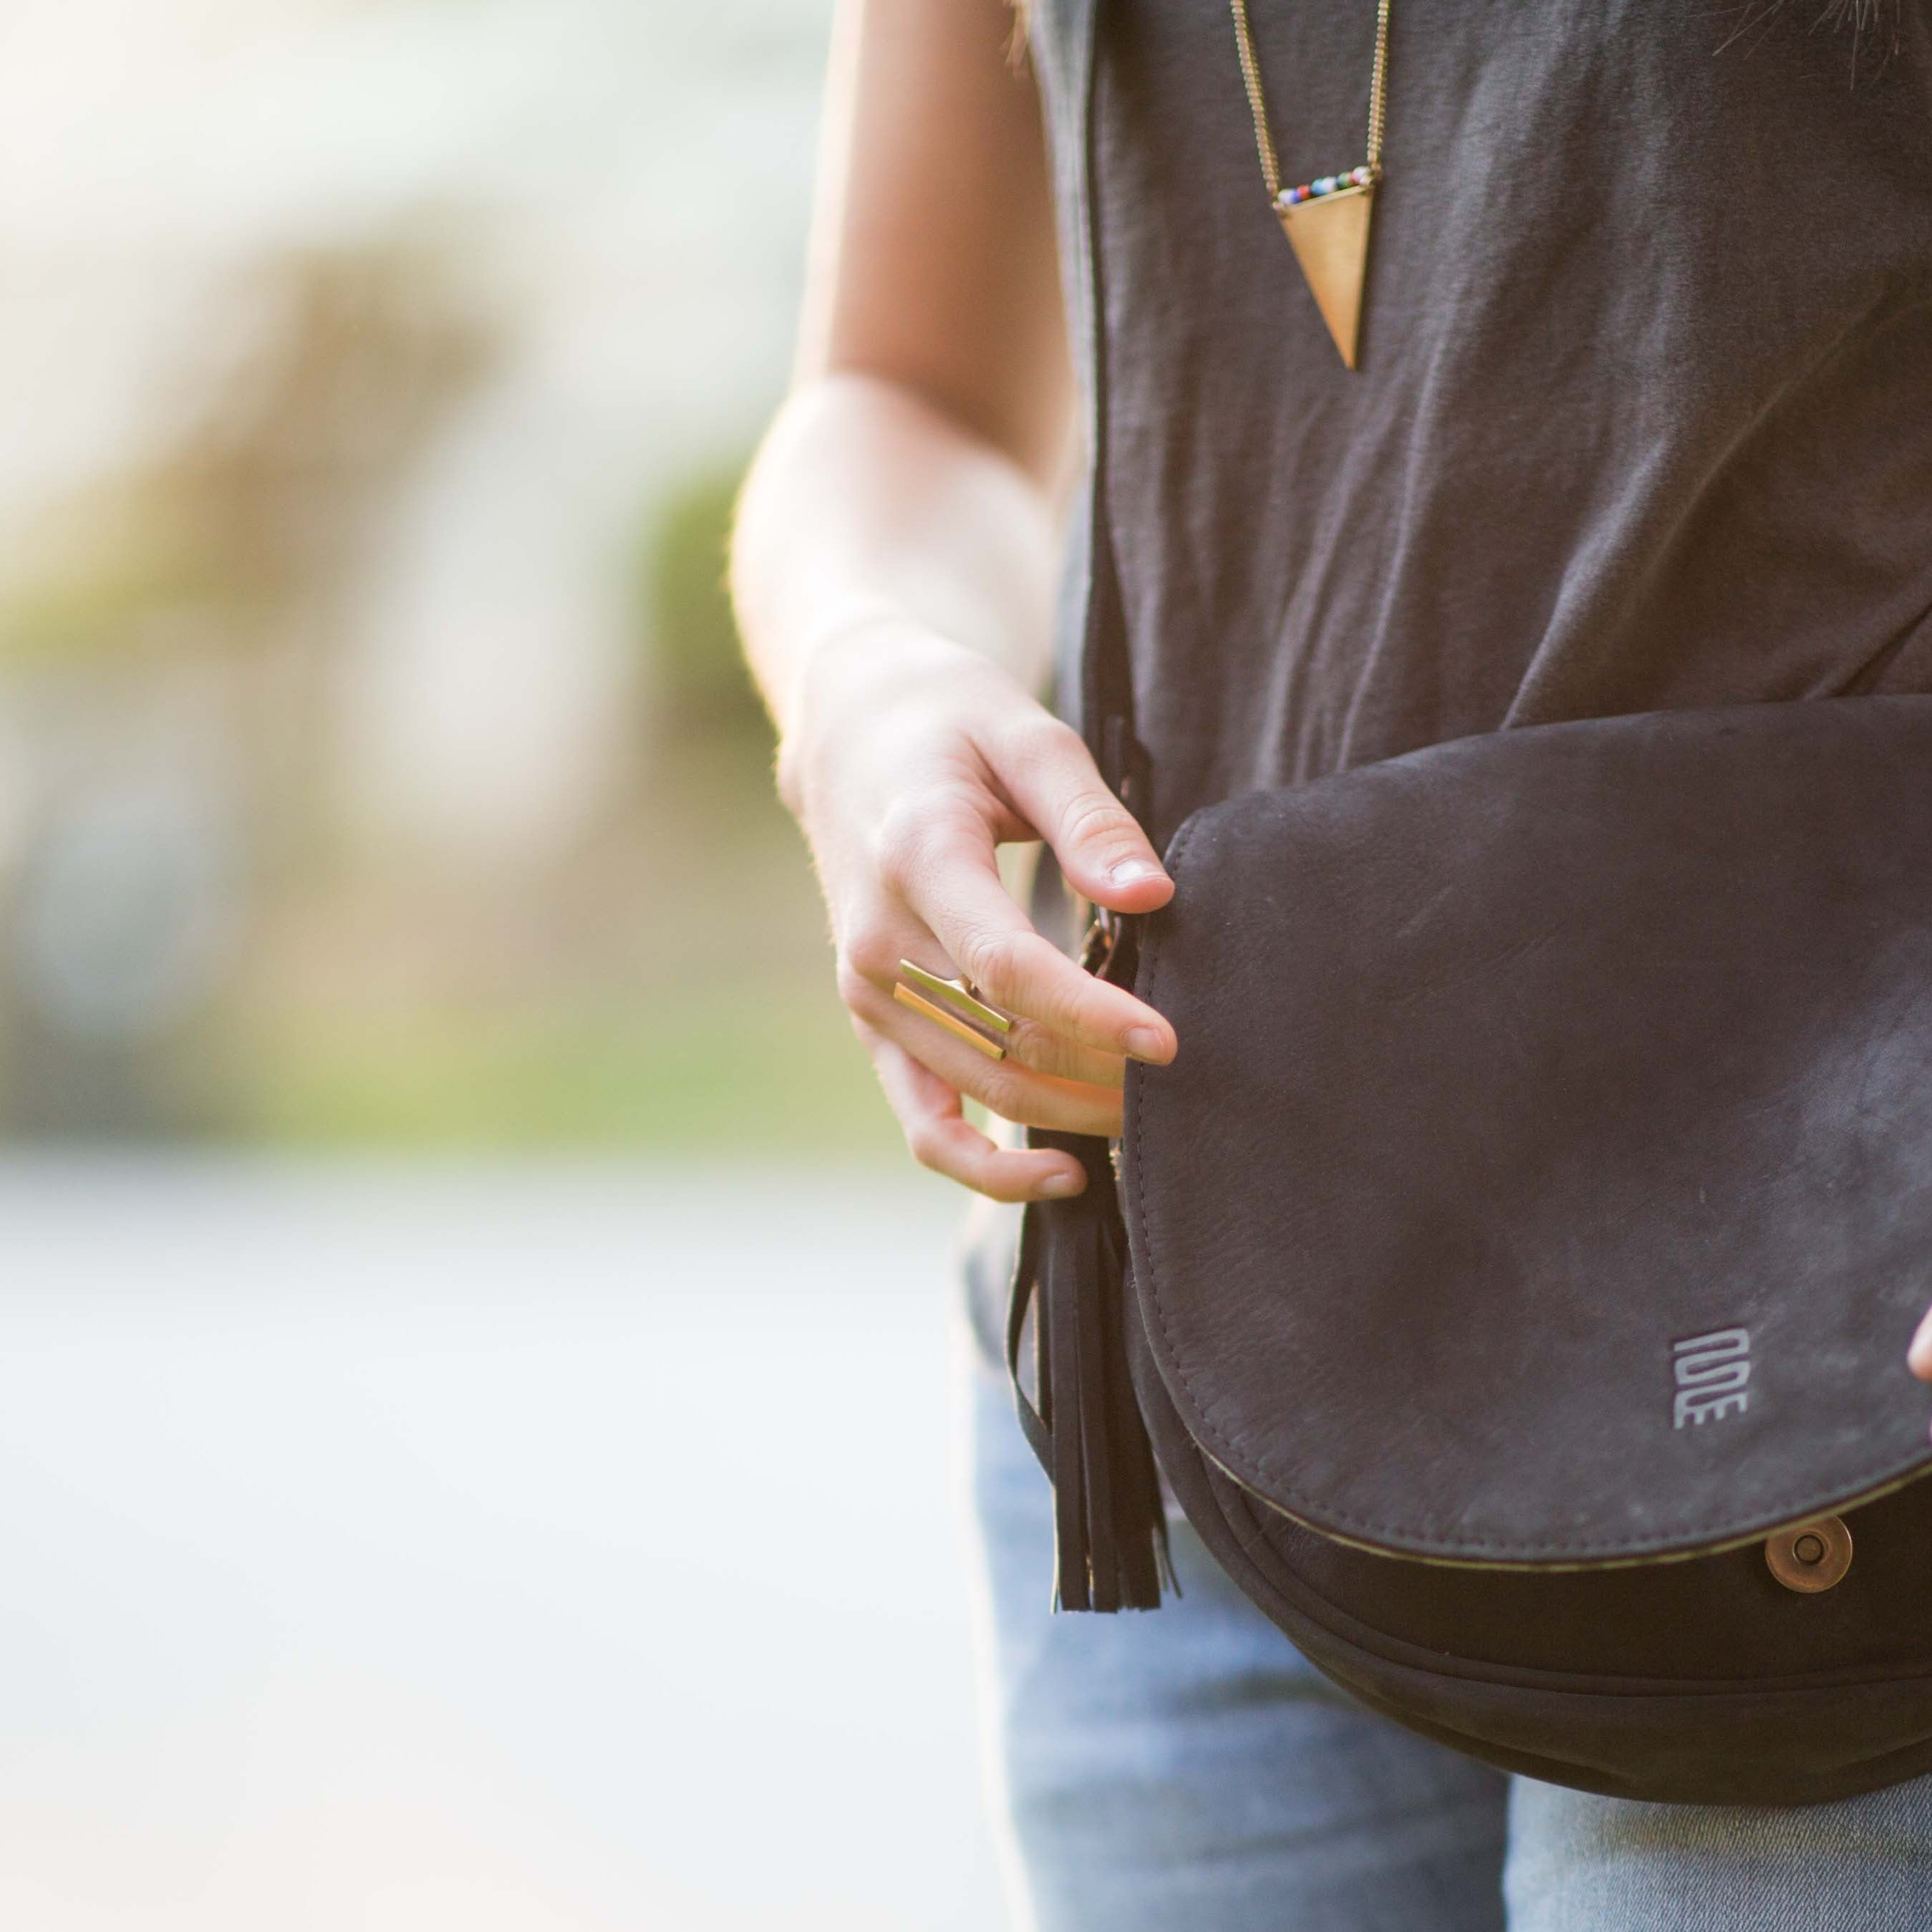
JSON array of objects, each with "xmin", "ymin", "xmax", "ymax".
[{"xmin": 781, "ymin": 621, "xmax": 1176, "ymax": 1204}]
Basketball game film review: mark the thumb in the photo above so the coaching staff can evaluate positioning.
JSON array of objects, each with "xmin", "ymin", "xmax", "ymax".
[{"xmin": 1000, "ymin": 721, "xmax": 1173, "ymax": 914}]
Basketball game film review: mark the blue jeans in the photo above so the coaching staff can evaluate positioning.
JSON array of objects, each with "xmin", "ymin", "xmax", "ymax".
[{"xmin": 963, "ymin": 1358, "xmax": 1932, "ymax": 1931}]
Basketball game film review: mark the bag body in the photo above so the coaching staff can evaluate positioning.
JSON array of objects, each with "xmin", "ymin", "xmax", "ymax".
[{"xmin": 1115, "ymin": 697, "xmax": 1932, "ymax": 1804}]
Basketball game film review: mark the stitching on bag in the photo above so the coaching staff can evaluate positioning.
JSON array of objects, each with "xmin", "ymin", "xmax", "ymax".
[{"xmin": 1129, "ymin": 809, "xmax": 1932, "ymax": 1560}]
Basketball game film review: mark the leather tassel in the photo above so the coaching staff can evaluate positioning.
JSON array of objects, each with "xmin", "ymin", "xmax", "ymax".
[{"xmin": 1008, "ymin": 1131, "xmax": 1172, "ymax": 1613}]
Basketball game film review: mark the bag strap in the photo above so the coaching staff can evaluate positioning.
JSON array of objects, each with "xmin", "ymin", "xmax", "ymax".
[
  {"xmin": 1082, "ymin": 442, "xmax": 1153, "ymax": 829},
  {"xmin": 1004, "ymin": 0, "xmax": 1170, "ymax": 1613}
]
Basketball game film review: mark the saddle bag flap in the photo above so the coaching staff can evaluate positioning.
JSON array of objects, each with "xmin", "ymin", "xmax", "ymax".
[{"xmin": 1122, "ymin": 698, "xmax": 1932, "ymax": 1568}]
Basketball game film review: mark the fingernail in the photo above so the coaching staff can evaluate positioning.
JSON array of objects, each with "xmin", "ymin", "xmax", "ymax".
[
  {"xmin": 1124, "ymin": 1025, "xmax": 1169, "ymax": 1063},
  {"xmin": 1109, "ymin": 860, "xmax": 1164, "ymax": 889},
  {"xmin": 1909, "ymin": 1312, "xmax": 1932, "ymax": 1378},
  {"xmin": 1040, "ymin": 1171, "xmax": 1083, "ymax": 1198}
]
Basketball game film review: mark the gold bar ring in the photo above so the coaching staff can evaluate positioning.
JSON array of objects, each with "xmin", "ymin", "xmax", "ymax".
[{"xmin": 893, "ymin": 959, "xmax": 1014, "ymax": 1061}]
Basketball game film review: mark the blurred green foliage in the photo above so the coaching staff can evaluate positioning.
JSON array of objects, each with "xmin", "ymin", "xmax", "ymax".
[
  {"xmin": 231, "ymin": 443, "xmax": 905, "ymax": 1158},
  {"xmin": 240, "ymin": 983, "xmax": 899, "ymax": 1152},
  {"xmin": 0, "ymin": 266, "xmax": 903, "ymax": 1158},
  {"xmin": 641, "ymin": 459, "xmax": 769, "ymax": 747}
]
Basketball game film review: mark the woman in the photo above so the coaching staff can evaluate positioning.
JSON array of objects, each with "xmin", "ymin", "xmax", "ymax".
[{"xmin": 732, "ymin": 1, "xmax": 1932, "ymax": 1925}]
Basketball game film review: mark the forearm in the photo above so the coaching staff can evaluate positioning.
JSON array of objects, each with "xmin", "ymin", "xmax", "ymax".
[{"xmin": 730, "ymin": 369, "xmax": 1067, "ymax": 763}]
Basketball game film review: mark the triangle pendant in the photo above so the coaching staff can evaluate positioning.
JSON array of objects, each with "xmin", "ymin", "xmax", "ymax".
[{"xmin": 1277, "ymin": 183, "xmax": 1374, "ymax": 370}]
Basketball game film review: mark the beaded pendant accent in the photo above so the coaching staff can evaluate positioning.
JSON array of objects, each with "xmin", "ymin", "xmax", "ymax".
[
  {"xmin": 1231, "ymin": 0, "xmax": 1393, "ymax": 371},
  {"xmin": 1272, "ymin": 168, "xmax": 1377, "ymax": 370}
]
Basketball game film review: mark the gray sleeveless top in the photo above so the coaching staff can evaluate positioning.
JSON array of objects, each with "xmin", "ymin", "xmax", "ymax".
[
  {"xmin": 961, "ymin": 1, "xmax": 1932, "ymax": 1356},
  {"xmin": 1028, "ymin": 0, "xmax": 1932, "ymax": 851}
]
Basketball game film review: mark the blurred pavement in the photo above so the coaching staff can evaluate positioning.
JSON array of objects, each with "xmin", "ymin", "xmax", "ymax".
[{"xmin": 0, "ymin": 1158, "xmax": 1008, "ymax": 1931}]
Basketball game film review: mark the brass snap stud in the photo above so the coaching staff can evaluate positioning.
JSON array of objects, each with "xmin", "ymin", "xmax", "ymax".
[{"xmin": 1764, "ymin": 1515, "xmax": 1853, "ymax": 1594}]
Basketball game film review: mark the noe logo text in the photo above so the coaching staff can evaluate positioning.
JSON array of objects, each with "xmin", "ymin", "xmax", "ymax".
[{"xmin": 1672, "ymin": 1328, "xmax": 1750, "ymax": 1429}]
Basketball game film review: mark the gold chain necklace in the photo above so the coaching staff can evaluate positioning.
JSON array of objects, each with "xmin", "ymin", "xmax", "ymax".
[{"xmin": 1230, "ymin": 0, "xmax": 1392, "ymax": 370}]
